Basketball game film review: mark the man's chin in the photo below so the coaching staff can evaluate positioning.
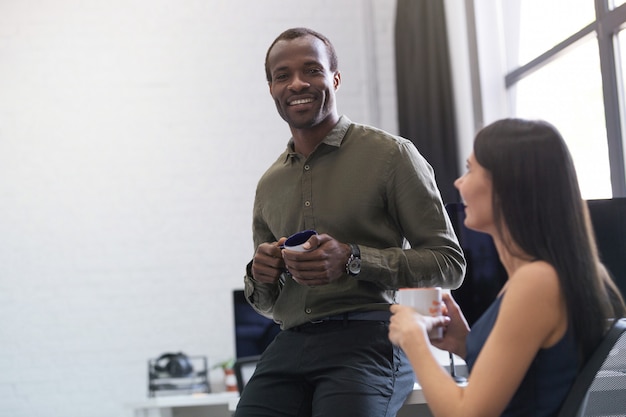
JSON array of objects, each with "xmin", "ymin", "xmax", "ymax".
[
  {"xmin": 289, "ymin": 120, "xmax": 317, "ymax": 130},
  {"xmin": 282, "ymin": 114, "xmax": 318, "ymax": 130}
]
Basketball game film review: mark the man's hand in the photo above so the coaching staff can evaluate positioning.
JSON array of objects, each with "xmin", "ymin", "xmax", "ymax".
[
  {"xmin": 281, "ymin": 233, "xmax": 351, "ymax": 286},
  {"xmin": 251, "ymin": 238, "xmax": 287, "ymax": 284}
]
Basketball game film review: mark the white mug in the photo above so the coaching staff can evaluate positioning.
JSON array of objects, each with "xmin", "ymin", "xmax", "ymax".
[{"xmin": 395, "ymin": 287, "xmax": 443, "ymax": 340}]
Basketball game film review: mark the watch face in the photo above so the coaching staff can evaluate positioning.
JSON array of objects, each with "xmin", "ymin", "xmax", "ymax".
[{"xmin": 349, "ymin": 258, "xmax": 361, "ymax": 274}]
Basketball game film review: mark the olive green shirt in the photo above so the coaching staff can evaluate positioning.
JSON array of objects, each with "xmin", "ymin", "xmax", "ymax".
[{"xmin": 245, "ymin": 116, "xmax": 465, "ymax": 329}]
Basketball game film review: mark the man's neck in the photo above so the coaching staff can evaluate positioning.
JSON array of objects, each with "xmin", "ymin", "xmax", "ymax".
[{"xmin": 290, "ymin": 115, "xmax": 340, "ymax": 158}]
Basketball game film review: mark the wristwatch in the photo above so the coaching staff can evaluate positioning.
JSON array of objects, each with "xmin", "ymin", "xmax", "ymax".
[{"xmin": 346, "ymin": 243, "xmax": 361, "ymax": 276}]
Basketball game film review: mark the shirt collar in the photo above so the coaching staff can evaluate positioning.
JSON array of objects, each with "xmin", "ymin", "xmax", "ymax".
[{"xmin": 284, "ymin": 115, "xmax": 352, "ymax": 163}]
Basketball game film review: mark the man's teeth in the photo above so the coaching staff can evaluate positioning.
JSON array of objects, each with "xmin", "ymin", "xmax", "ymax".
[{"xmin": 290, "ymin": 98, "xmax": 313, "ymax": 105}]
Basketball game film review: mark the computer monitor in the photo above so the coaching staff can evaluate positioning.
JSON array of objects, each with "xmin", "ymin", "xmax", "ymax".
[
  {"xmin": 446, "ymin": 198, "xmax": 626, "ymax": 327},
  {"xmin": 587, "ymin": 198, "xmax": 626, "ymax": 299},
  {"xmin": 232, "ymin": 289, "xmax": 281, "ymax": 358}
]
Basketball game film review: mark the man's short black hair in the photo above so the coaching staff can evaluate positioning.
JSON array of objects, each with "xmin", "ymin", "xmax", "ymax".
[{"xmin": 264, "ymin": 27, "xmax": 339, "ymax": 82}]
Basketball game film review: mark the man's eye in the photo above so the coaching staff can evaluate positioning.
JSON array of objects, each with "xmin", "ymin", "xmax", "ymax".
[{"xmin": 274, "ymin": 74, "xmax": 288, "ymax": 81}]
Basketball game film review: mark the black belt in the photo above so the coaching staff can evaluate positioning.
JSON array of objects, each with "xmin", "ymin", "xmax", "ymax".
[{"xmin": 290, "ymin": 310, "xmax": 391, "ymax": 331}]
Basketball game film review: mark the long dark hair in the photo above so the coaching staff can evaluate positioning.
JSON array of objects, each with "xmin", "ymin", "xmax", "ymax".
[{"xmin": 473, "ymin": 118, "xmax": 625, "ymax": 362}]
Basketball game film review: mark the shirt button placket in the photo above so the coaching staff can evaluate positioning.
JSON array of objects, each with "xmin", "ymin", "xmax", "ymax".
[{"xmin": 302, "ymin": 163, "xmax": 314, "ymax": 228}]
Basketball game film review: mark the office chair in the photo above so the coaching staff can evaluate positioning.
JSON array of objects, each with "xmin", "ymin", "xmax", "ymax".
[
  {"xmin": 233, "ymin": 355, "xmax": 262, "ymax": 394},
  {"xmin": 557, "ymin": 318, "xmax": 626, "ymax": 417}
]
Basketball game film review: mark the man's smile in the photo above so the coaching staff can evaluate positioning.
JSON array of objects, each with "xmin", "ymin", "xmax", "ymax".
[{"xmin": 289, "ymin": 98, "xmax": 314, "ymax": 106}]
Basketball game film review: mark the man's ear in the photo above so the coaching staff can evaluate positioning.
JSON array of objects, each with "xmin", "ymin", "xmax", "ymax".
[{"xmin": 333, "ymin": 71, "xmax": 341, "ymax": 91}]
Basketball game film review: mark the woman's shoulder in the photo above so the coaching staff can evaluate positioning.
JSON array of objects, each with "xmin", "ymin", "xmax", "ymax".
[
  {"xmin": 509, "ymin": 260, "xmax": 560, "ymax": 291},
  {"xmin": 501, "ymin": 260, "xmax": 563, "ymax": 325},
  {"xmin": 502, "ymin": 261, "xmax": 567, "ymax": 347},
  {"xmin": 502, "ymin": 261, "xmax": 561, "ymax": 316}
]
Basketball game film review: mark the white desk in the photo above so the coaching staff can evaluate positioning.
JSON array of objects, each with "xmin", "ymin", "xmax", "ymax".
[
  {"xmin": 128, "ymin": 381, "xmax": 466, "ymax": 417},
  {"xmin": 128, "ymin": 350, "xmax": 466, "ymax": 417},
  {"xmin": 128, "ymin": 392, "xmax": 239, "ymax": 417},
  {"xmin": 129, "ymin": 387, "xmax": 434, "ymax": 417}
]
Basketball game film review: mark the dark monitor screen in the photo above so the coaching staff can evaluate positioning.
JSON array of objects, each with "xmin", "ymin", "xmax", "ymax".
[
  {"xmin": 587, "ymin": 198, "xmax": 626, "ymax": 299},
  {"xmin": 446, "ymin": 198, "xmax": 626, "ymax": 327},
  {"xmin": 233, "ymin": 289, "xmax": 281, "ymax": 358}
]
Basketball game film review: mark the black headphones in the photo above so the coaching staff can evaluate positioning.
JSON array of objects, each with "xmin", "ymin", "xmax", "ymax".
[{"xmin": 154, "ymin": 352, "xmax": 194, "ymax": 377}]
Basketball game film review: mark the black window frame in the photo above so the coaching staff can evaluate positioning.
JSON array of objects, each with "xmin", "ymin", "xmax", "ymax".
[{"xmin": 499, "ymin": 0, "xmax": 626, "ymax": 197}]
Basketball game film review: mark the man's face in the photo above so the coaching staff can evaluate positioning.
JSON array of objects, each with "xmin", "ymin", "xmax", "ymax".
[{"xmin": 266, "ymin": 35, "xmax": 340, "ymax": 130}]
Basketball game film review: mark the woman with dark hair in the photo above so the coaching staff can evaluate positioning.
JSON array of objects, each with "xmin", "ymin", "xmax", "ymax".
[{"xmin": 389, "ymin": 118, "xmax": 625, "ymax": 417}]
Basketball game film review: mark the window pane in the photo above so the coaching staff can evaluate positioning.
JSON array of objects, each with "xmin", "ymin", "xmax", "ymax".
[
  {"xmin": 512, "ymin": 39, "xmax": 612, "ymax": 199},
  {"xmin": 613, "ymin": 0, "xmax": 626, "ymax": 9},
  {"xmin": 501, "ymin": 0, "xmax": 596, "ymax": 70}
]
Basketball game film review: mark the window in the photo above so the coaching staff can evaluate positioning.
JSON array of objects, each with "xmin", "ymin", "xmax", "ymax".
[
  {"xmin": 614, "ymin": 0, "xmax": 626, "ymax": 9},
  {"xmin": 498, "ymin": 0, "xmax": 626, "ymax": 198}
]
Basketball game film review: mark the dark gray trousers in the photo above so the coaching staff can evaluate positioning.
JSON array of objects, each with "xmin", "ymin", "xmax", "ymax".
[{"xmin": 234, "ymin": 319, "xmax": 415, "ymax": 417}]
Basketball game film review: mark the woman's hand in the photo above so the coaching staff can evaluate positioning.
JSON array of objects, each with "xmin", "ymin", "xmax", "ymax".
[
  {"xmin": 389, "ymin": 304, "xmax": 449, "ymax": 349},
  {"xmin": 431, "ymin": 292, "xmax": 471, "ymax": 358}
]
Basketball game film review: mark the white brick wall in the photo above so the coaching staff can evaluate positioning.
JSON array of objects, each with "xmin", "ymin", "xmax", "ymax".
[{"xmin": 0, "ymin": 1, "xmax": 398, "ymax": 416}]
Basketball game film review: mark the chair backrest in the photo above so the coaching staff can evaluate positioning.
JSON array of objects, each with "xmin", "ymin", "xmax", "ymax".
[
  {"xmin": 557, "ymin": 318, "xmax": 626, "ymax": 417},
  {"xmin": 233, "ymin": 355, "xmax": 261, "ymax": 394}
]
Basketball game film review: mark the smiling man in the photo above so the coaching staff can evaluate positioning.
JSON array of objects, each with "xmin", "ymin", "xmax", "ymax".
[{"xmin": 235, "ymin": 27, "xmax": 465, "ymax": 417}]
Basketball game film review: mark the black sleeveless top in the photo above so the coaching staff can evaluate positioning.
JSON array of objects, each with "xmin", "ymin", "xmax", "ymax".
[{"xmin": 465, "ymin": 295, "xmax": 578, "ymax": 416}]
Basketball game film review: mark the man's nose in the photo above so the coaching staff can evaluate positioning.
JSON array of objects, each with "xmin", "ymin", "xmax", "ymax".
[{"xmin": 288, "ymin": 75, "xmax": 310, "ymax": 91}]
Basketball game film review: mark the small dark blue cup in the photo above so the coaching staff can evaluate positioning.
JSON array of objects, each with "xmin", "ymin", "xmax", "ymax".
[{"xmin": 282, "ymin": 230, "xmax": 317, "ymax": 251}]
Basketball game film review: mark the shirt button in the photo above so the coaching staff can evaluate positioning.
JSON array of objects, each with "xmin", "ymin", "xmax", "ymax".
[
  {"xmin": 304, "ymin": 201, "xmax": 311, "ymax": 207},
  {"xmin": 305, "ymin": 308, "xmax": 312, "ymax": 314},
  {"xmin": 304, "ymin": 165, "xmax": 310, "ymax": 171}
]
